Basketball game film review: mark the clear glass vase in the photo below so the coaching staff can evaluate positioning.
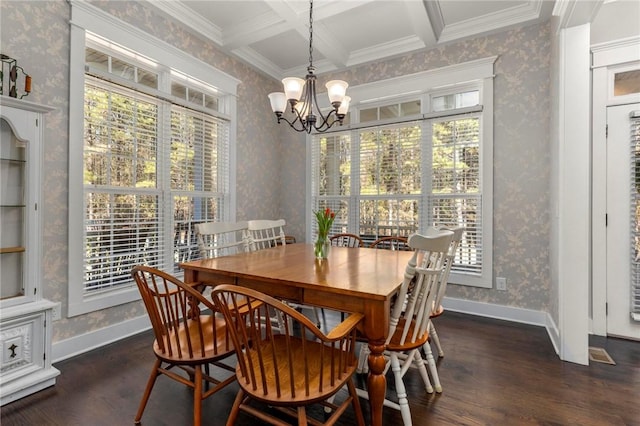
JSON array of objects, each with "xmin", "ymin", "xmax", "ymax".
[{"xmin": 314, "ymin": 235, "xmax": 330, "ymax": 259}]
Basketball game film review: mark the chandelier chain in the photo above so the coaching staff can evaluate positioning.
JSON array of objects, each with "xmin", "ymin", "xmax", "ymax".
[{"xmin": 308, "ymin": 0, "xmax": 314, "ymax": 69}]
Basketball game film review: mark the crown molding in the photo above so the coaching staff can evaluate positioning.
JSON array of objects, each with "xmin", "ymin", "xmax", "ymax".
[
  {"xmin": 145, "ymin": 0, "xmax": 223, "ymax": 45},
  {"xmin": 232, "ymin": 47, "xmax": 283, "ymax": 80},
  {"xmin": 552, "ymin": 0, "xmax": 603, "ymax": 32},
  {"xmin": 439, "ymin": 0, "xmax": 544, "ymax": 43},
  {"xmin": 348, "ymin": 35, "xmax": 426, "ymax": 68},
  {"xmin": 223, "ymin": 11, "xmax": 287, "ymax": 49}
]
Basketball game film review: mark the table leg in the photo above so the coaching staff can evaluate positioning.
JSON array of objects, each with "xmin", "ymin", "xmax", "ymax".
[{"xmin": 367, "ymin": 340, "xmax": 387, "ymax": 426}]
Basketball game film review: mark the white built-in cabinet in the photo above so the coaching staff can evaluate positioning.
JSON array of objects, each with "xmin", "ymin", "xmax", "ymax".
[{"xmin": 0, "ymin": 96, "xmax": 59, "ymax": 405}]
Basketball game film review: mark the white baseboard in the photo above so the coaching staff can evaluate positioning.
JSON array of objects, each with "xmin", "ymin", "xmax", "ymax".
[
  {"xmin": 51, "ymin": 315, "xmax": 151, "ymax": 363},
  {"xmin": 51, "ymin": 299, "xmax": 562, "ymax": 364},
  {"xmin": 545, "ymin": 313, "xmax": 560, "ymax": 355},
  {"xmin": 443, "ymin": 296, "xmax": 560, "ymax": 355}
]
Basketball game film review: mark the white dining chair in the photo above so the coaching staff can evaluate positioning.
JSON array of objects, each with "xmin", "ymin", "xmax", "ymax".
[
  {"xmin": 356, "ymin": 231, "xmax": 453, "ymax": 426},
  {"xmin": 247, "ymin": 219, "xmax": 322, "ymax": 328},
  {"xmin": 424, "ymin": 225, "xmax": 465, "ymax": 358},
  {"xmin": 195, "ymin": 221, "xmax": 249, "ymax": 259},
  {"xmin": 246, "ymin": 219, "xmax": 286, "ymax": 251}
]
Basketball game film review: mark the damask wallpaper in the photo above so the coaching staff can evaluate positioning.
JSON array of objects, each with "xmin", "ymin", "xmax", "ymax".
[
  {"xmin": 311, "ymin": 23, "xmax": 552, "ymax": 310},
  {"xmin": 1, "ymin": 0, "xmax": 551, "ymax": 348}
]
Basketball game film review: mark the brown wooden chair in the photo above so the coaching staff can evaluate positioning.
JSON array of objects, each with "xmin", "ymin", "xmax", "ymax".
[
  {"xmin": 369, "ymin": 235, "xmax": 411, "ymax": 251},
  {"xmin": 330, "ymin": 233, "xmax": 364, "ymax": 248},
  {"xmin": 210, "ymin": 285, "xmax": 365, "ymax": 426},
  {"xmin": 356, "ymin": 231, "xmax": 453, "ymax": 426},
  {"xmin": 131, "ymin": 266, "xmax": 237, "ymax": 426}
]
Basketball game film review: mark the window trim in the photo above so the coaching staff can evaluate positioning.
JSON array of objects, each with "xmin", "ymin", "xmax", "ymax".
[
  {"xmin": 306, "ymin": 57, "xmax": 495, "ymax": 288},
  {"xmin": 68, "ymin": 1, "xmax": 239, "ymax": 316}
]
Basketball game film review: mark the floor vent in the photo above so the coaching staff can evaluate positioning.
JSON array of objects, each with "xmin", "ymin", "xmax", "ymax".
[{"xmin": 589, "ymin": 346, "xmax": 616, "ymax": 365}]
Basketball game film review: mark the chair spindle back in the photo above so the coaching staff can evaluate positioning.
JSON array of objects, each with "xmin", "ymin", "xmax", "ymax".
[
  {"xmin": 247, "ymin": 219, "xmax": 287, "ymax": 251},
  {"xmin": 387, "ymin": 232, "xmax": 453, "ymax": 347},
  {"xmin": 195, "ymin": 221, "xmax": 249, "ymax": 259},
  {"xmin": 211, "ymin": 285, "xmax": 363, "ymax": 403},
  {"xmin": 132, "ymin": 265, "xmax": 233, "ymax": 361}
]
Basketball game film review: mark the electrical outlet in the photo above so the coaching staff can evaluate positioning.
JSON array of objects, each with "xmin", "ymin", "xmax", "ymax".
[
  {"xmin": 51, "ymin": 302, "xmax": 62, "ymax": 321},
  {"xmin": 496, "ymin": 277, "xmax": 507, "ymax": 291}
]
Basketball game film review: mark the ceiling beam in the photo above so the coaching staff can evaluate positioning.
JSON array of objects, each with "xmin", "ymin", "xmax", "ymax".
[
  {"xmin": 265, "ymin": 0, "xmax": 351, "ymax": 70},
  {"xmin": 406, "ymin": 0, "xmax": 437, "ymax": 48}
]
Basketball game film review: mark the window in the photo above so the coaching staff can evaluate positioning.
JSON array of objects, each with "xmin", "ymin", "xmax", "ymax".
[
  {"xmin": 310, "ymin": 58, "xmax": 494, "ymax": 287},
  {"xmin": 68, "ymin": 2, "xmax": 238, "ymax": 315},
  {"xmin": 614, "ymin": 69, "xmax": 640, "ymax": 97}
]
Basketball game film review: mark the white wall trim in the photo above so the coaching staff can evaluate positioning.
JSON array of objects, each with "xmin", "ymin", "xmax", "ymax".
[
  {"xmin": 444, "ymin": 296, "xmax": 560, "ymax": 355},
  {"xmin": 444, "ymin": 296, "xmax": 548, "ymax": 326},
  {"xmin": 52, "ymin": 300, "xmax": 560, "ymax": 364},
  {"xmin": 546, "ymin": 312, "xmax": 561, "ymax": 355},
  {"xmin": 556, "ymin": 24, "xmax": 591, "ymax": 365},
  {"xmin": 592, "ymin": 35, "xmax": 640, "ymax": 68},
  {"xmin": 346, "ymin": 56, "xmax": 497, "ymax": 106},
  {"xmin": 51, "ymin": 315, "xmax": 151, "ymax": 363}
]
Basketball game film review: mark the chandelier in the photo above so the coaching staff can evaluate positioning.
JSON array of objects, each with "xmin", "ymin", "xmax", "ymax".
[{"xmin": 268, "ymin": 0, "xmax": 350, "ymax": 134}]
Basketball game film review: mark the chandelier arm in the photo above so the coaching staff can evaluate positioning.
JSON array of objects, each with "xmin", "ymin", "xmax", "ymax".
[
  {"xmin": 312, "ymin": 81, "xmax": 331, "ymax": 125},
  {"xmin": 313, "ymin": 110, "xmax": 334, "ymax": 132},
  {"xmin": 313, "ymin": 111, "xmax": 342, "ymax": 133},
  {"xmin": 277, "ymin": 114, "xmax": 309, "ymax": 133}
]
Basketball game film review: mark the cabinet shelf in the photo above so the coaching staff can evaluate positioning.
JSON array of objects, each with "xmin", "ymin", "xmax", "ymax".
[
  {"xmin": 0, "ymin": 246, "xmax": 25, "ymax": 254},
  {"xmin": 0, "ymin": 158, "xmax": 26, "ymax": 164}
]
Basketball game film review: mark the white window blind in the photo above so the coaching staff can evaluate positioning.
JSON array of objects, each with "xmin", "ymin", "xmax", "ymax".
[
  {"xmin": 358, "ymin": 123, "xmax": 421, "ymax": 244},
  {"xmin": 430, "ymin": 116, "xmax": 482, "ymax": 274},
  {"xmin": 631, "ymin": 113, "xmax": 640, "ymax": 320},
  {"xmin": 313, "ymin": 133, "xmax": 351, "ymax": 235},
  {"xmin": 170, "ymin": 105, "xmax": 230, "ymax": 270},
  {"xmin": 84, "ymin": 78, "xmax": 162, "ymax": 291}
]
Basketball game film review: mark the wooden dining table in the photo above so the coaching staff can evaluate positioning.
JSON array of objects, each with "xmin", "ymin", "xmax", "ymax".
[{"xmin": 180, "ymin": 243, "xmax": 413, "ymax": 426}]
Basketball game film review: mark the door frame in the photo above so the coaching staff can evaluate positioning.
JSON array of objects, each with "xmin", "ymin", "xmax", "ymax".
[{"xmin": 591, "ymin": 37, "xmax": 640, "ymax": 336}]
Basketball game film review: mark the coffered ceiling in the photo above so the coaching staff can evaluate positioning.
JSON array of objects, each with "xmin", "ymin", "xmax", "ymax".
[{"xmin": 147, "ymin": 0, "xmax": 556, "ymax": 80}]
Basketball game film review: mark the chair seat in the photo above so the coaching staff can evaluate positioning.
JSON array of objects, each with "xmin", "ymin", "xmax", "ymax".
[
  {"xmin": 153, "ymin": 315, "xmax": 235, "ymax": 364},
  {"xmin": 386, "ymin": 318, "xmax": 429, "ymax": 352},
  {"xmin": 237, "ymin": 334, "xmax": 358, "ymax": 405},
  {"xmin": 430, "ymin": 304, "xmax": 444, "ymax": 318}
]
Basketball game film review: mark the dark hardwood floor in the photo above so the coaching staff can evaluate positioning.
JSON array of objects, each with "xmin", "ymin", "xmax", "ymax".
[{"xmin": 2, "ymin": 311, "xmax": 639, "ymax": 425}]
